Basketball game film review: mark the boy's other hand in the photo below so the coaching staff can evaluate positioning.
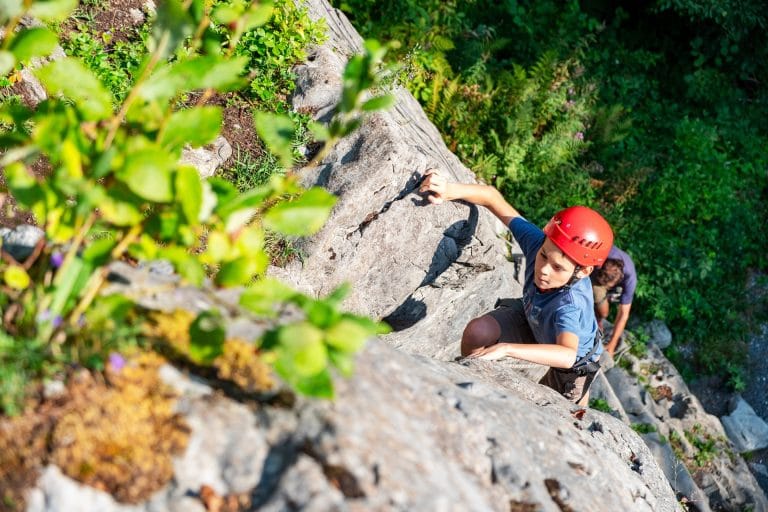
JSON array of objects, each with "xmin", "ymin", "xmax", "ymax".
[{"xmin": 468, "ymin": 343, "xmax": 510, "ymax": 361}]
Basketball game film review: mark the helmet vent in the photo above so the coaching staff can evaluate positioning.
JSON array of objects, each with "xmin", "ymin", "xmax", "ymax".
[{"xmin": 572, "ymin": 236, "xmax": 603, "ymax": 250}]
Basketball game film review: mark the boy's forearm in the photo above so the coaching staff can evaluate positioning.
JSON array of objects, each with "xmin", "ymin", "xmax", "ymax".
[
  {"xmin": 606, "ymin": 304, "xmax": 631, "ymax": 354},
  {"xmin": 446, "ymin": 183, "xmax": 520, "ymax": 223},
  {"xmin": 500, "ymin": 342, "xmax": 577, "ymax": 369}
]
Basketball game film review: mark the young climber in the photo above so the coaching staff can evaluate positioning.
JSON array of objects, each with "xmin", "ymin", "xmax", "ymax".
[
  {"xmin": 591, "ymin": 246, "xmax": 637, "ymax": 356},
  {"xmin": 419, "ymin": 170, "xmax": 613, "ymax": 404}
]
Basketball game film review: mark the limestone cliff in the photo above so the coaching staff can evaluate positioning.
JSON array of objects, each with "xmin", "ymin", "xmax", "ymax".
[{"xmin": 21, "ymin": 1, "xmax": 767, "ymax": 511}]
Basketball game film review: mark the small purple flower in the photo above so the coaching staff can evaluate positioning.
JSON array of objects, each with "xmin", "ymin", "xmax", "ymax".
[
  {"xmin": 52, "ymin": 315, "xmax": 63, "ymax": 329},
  {"xmin": 50, "ymin": 251, "xmax": 64, "ymax": 269},
  {"xmin": 36, "ymin": 310, "xmax": 52, "ymax": 324},
  {"xmin": 109, "ymin": 352, "xmax": 126, "ymax": 372},
  {"xmin": 574, "ymin": 132, "xmax": 584, "ymax": 141}
]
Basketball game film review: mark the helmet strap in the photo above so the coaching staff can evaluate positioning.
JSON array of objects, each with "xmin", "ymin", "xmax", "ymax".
[{"xmin": 567, "ymin": 265, "xmax": 583, "ymax": 286}]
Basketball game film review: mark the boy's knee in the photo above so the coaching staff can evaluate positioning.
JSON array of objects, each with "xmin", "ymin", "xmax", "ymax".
[{"xmin": 461, "ymin": 317, "xmax": 499, "ymax": 356}]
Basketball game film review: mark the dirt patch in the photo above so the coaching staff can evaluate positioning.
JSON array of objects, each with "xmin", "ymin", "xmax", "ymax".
[
  {"xmin": 60, "ymin": 0, "xmax": 149, "ymax": 43},
  {"xmin": 207, "ymin": 92, "xmax": 266, "ymax": 160}
]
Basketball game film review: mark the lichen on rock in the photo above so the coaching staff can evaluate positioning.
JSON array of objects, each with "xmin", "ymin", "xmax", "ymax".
[{"xmin": 49, "ymin": 353, "xmax": 189, "ymax": 503}]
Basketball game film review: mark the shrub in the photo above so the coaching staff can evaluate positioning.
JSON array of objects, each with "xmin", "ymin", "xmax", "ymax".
[{"xmin": 0, "ymin": 0, "xmax": 393, "ymax": 415}]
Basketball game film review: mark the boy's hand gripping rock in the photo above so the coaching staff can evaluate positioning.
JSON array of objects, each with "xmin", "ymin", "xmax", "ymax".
[{"xmin": 419, "ymin": 169, "xmax": 450, "ymax": 205}]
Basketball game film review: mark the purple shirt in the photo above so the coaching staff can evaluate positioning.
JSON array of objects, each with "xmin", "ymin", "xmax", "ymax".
[{"xmin": 607, "ymin": 246, "xmax": 636, "ymax": 305}]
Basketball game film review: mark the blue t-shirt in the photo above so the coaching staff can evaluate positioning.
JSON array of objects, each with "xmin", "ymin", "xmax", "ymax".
[
  {"xmin": 606, "ymin": 246, "xmax": 637, "ymax": 305},
  {"xmin": 510, "ymin": 217, "xmax": 601, "ymax": 363}
]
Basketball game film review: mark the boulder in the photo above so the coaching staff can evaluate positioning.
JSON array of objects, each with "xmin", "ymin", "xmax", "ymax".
[
  {"xmin": 28, "ymin": 340, "xmax": 679, "ymax": 512},
  {"xmin": 641, "ymin": 320, "xmax": 673, "ymax": 349},
  {"xmin": 721, "ymin": 396, "xmax": 768, "ymax": 453},
  {"xmin": 602, "ymin": 344, "xmax": 768, "ymax": 511},
  {"xmin": 0, "ymin": 224, "xmax": 44, "ymax": 262}
]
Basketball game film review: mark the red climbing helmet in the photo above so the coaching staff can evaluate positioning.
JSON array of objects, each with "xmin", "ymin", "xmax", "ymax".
[{"xmin": 543, "ymin": 206, "xmax": 613, "ymax": 266}]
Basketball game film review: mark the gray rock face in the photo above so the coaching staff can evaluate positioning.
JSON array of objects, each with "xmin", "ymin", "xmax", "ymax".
[
  {"xmin": 179, "ymin": 135, "xmax": 233, "ymax": 179},
  {"xmin": 642, "ymin": 319, "xmax": 673, "ymax": 349},
  {"xmin": 277, "ymin": 1, "xmax": 520, "ymax": 363},
  {"xmin": 1, "ymin": 224, "xmax": 44, "ymax": 262},
  {"xmin": 16, "ymin": 1, "xmax": 759, "ymax": 511},
  {"xmin": 28, "ymin": 341, "xmax": 679, "ymax": 512},
  {"xmin": 595, "ymin": 344, "xmax": 768, "ymax": 511},
  {"xmin": 722, "ymin": 396, "xmax": 768, "ymax": 453}
]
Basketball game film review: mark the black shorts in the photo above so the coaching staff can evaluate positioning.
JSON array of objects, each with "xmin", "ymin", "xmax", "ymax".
[
  {"xmin": 487, "ymin": 298, "xmax": 599, "ymax": 403},
  {"xmin": 486, "ymin": 298, "xmax": 536, "ymax": 344}
]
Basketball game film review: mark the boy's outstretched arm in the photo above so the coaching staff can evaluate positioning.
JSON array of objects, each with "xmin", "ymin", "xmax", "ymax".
[
  {"xmin": 468, "ymin": 332, "xmax": 580, "ymax": 369},
  {"xmin": 419, "ymin": 170, "xmax": 520, "ymax": 226}
]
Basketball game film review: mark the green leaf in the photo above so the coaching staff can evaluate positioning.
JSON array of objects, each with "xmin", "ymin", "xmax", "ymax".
[
  {"xmin": 5, "ymin": 162, "xmax": 46, "ymax": 213},
  {"xmin": 273, "ymin": 322, "xmax": 328, "ymax": 377},
  {"xmin": 99, "ymin": 188, "xmax": 143, "ymax": 226},
  {"xmin": 0, "ymin": 51, "xmax": 15, "ymax": 77},
  {"xmin": 325, "ymin": 317, "xmax": 374, "ymax": 353},
  {"xmin": 308, "ymin": 121, "xmax": 330, "ymax": 142},
  {"xmin": 160, "ymin": 106, "xmax": 222, "ymax": 150},
  {"xmin": 263, "ymin": 187, "xmax": 336, "ymax": 236},
  {"xmin": 211, "ymin": 4, "xmax": 239, "ymax": 24},
  {"xmin": 215, "ymin": 255, "xmax": 265, "ymax": 286},
  {"xmin": 50, "ymin": 255, "xmax": 88, "ymax": 316},
  {"xmin": 28, "ymin": 0, "xmax": 78, "ymax": 22},
  {"xmin": 119, "ymin": 148, "xmax": 175, "ymax": 202},
  {"xmin": 82, "ymin": 238, "xmax": 117, "ymax": 267},
  {"xmin": 207, "ymin": 176, "xmax": 239, "ymax": 204},
  {"xmin": 189, "ymin": 310, "xmax": 226, "ymax": 364},
  {"xmin": 198, "ymin": 180, "xmax": 218, "ymax": 222},
  {"xmin": 175, "ymin": 165, "xmax": 203, "ymax": 225},
  {"xmin": 0, "ymin": 0, "xmax": 23, "ymax": 23},
  {"xmin": 150, "ymin": 0, "xmax": 195, "ymax": 60},
  {"xmin": 4, "ymin": 265, "xmax": 30, "ymax": 290},
  {"xmin": 35, "ymin": 58, "xmax": 112, "ymax": 121},
  {"xmin": 363, "ymin": 39, "xmax": 384, "ymax": 60},
  {"xmin": 216, "ymin": 183, "xmax": 272, "ymax": 220},
  {"xmin": 189, "ymin": 0, "xmax": 205, "ymax": 23},
  {"xmin": 159, "ymin": 247, "xmax": 205, "ymax": 286},
  {"xmin": 328, "ymin": 348, "xmax": 355, "ymax": 377},
  {"xmin": 86, "ymin": 294, "xmax": 134, "ymax": 327},
  {"xmin": 200, "ymin": 230, "xmax": 230, "ymax": 264},
  {"xmin": 242, "ymin": 0, "xmax": 274, "ymax": 31},
  {"xmin": 287, "ymin": 368, "xmax": 334, "ymax": 398},
  {"xmin": 139, "ymin": 56, "xmax": 248, "ymax": 102},
  {"xmin": 254, "ymin": 111, "xmax": 294, "ymax": 169},
  {"xmin": 92, "ymin": 147, "xmax": 117, "ymax": 179},
  {"xmin": 147, "ymin": 210, "xmax": 181, "ymax": 241},
  {"xmin": 10, "ymin": 27, "xmax": 59, "ymax": 63},
  {"xmin": 361, "ymin": 94, "xmax": 395, "ymax": 112},
  {"xmin": 234, "ymin": 225, "xmax": 264, "ymax": 254},
  {"xmin": 224, "ymin": 207, "xmax": 256, "ymax": 235},
  {"xmin": 128, "ymin": 234, "xmax": 159, "ymax": 260},
  {"xmin": 326, "ymin": 282, "xmax": 350, "ymax": 306},
  {"xmin": 239, "ymin": 277, "xmax": 297, "ymax": 316},
  {"xmin": 302, "ymin": 299, "xmax": 340, "ymax": 328}
]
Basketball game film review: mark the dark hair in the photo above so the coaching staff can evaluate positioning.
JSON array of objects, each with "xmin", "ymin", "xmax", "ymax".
[{"xmin": 592, "ymin": 258, "xmax": 624, "ymax": 286}]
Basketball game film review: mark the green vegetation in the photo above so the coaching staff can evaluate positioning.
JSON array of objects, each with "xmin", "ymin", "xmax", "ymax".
[
  {"xmin": 230, "ymin": 0, "xmax": 327, "ymax": 110},
  {"xmin": 669, "ymin": 423, "xmax": 726, "ymax": 472},
  {"xmin": 333, "ymin": 0, "xmax": 768, "ymax": 380},
  {"xmin": 218, "ymin": 145, "xmax": 283, "ymax": 192},
  {"xmin": 60, "ymin": 21, "xmax": 149, "ymax": 104},
  {"xmin": 631, "ymin": 423, "xmax": 657, "ymax": 435},
  {"xmin": 0, "ymin": 0, "xmax": 395, "ymax": 415},
  {"xmin": 588, "ymin": 397, "xmax": 615, "ymax": 415}
]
